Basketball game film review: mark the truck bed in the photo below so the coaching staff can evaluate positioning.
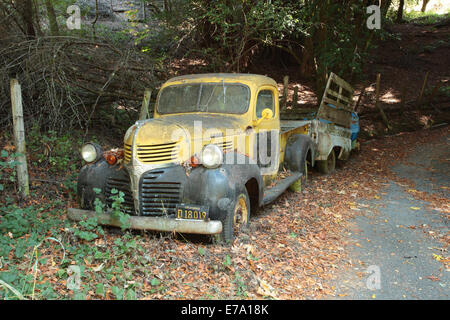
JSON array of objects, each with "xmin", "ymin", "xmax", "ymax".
[{"xmin": 280, "ymin": 120, "xmax": 312, "ymax": 134}]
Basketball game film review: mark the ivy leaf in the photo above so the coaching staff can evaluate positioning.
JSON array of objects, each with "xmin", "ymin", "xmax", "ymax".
[{"xmin": 150, "ymin": 278, "xmax": 160, "ymax": 286}]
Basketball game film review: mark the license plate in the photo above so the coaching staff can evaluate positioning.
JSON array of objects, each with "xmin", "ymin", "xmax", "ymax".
[{"xmin": 176, "ymin": 204, "xmax": 209, "ymax": 221}]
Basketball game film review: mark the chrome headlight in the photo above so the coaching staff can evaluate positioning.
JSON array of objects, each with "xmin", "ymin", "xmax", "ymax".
[
  {"xmin": 201, "ymin": 144, "xmax": 223, "ymax": 169},
  {"xmin": 81, "ymin": 143, "xmax": 102, "ymax": 163}
]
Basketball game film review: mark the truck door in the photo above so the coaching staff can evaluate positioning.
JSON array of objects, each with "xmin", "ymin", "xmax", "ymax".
[{"xmin": 254, "ymin": 87, "xmax": 280, "ymax": 175}]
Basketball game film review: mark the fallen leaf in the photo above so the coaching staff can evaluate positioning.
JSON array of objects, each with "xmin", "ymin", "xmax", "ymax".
[
  {"xmin": 256, "ymin": 279, "xmax": 278, "ymax": 299},
  {"xmin": 425, "ymin": 276, "xmax": 440, "ymax": 282},
  {"xmin": 92, "ymin": 263, "xmax": 104, "ymax": 272},
  {"xmin": 433, "ymin": 254, "xmax": 443, "ymax": 261}
]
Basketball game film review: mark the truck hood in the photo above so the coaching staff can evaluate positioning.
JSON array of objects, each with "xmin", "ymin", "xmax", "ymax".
[{"xmin": 135, "ymin": 114, "xmax": 248, "ymax": 145}]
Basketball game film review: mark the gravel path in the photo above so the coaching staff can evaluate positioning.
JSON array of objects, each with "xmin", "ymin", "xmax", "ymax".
[{"xmin": 333, "ymin": 133, "xmax": 449, "ymax": 299}]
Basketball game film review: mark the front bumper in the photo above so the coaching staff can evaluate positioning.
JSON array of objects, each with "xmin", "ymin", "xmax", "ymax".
[
  {"xmin": 77, "ymin": 160, "xmax": 235, "ymax": 220},
  {"xmin": 67, "ymin": 208, "xmax": 223, "ymax": 235}
]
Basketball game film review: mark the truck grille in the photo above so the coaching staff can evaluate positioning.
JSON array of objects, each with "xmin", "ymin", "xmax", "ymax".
[
  {"xmin": 124, "ymin": 143, "xmax": 132, "ymax": 163},
  {"xmin": 216, "ymin": 140, "xmax": 233, "ymax": 153},
  {"xmin": 137, "ymin": 142, "xmax": 180, "ymax": 164},
  {"xmin": 140, "ymin": 169, "xmax": 183, "ymax": 216},
  {"xmin": 105, "ymin": 174, "xmax": 135, "ymax": 215}
]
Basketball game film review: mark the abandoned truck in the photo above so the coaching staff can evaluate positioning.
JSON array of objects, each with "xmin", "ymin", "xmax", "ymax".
[{"xmin": 68, "ymin": 73, "xmax": 359, "ymax": 242}]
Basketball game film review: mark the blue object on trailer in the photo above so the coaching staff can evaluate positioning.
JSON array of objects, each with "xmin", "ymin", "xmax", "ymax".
[{"xmin": 350, "ymin": 112, "xmax": 359, "ymax": 141}]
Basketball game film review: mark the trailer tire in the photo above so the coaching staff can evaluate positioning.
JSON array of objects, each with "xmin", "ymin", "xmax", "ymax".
[
  {"xmin": 316, "ymin": 149, "xmax": 336, "ymax": 174},
  {"xmin": 218, "ymin": 189, "xmax": 250, "ymax": 244}
]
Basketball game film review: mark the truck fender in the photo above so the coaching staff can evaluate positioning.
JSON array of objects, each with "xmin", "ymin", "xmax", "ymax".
[
  {"xmin": 77, "ymin": 159, "xmax": 131, "ymax": 211},
  {"xmin": 183, "ymin": 154, "xmax": 264, "ymax": 220},
  {"xmin": 284, "ymin": 134, "xmax": 315, "ymax": 172}
]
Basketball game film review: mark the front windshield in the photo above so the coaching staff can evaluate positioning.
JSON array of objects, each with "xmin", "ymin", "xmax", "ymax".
[{"xmin": 157, "ymin": 83, "xmax": 250, "ymax": 114}]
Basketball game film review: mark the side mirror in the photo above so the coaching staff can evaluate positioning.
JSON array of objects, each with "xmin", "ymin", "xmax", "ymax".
[
  {"xmin": 261, "ymin": 108, "xmax": 273, "ymax": 119},
  {"xmin": 253, "ymin": 108, "xmax": 273, "ymax": 127}
]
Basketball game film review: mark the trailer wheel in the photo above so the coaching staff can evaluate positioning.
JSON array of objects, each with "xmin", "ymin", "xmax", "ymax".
[
  {"xmin": 316, "ymin": 149, "xmax": 336, "ymax": 174},
  {"xmin": 218, "ymin": 189, "xmax": 250, "ymax": 244}
]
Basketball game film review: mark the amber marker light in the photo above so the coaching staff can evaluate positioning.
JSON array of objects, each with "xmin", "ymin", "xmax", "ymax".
[
  {"xmin": 190, "ymin": 155, "xmax": 200, "ymax": 168},
  {"xmin": 105, "ymin": 154, "xmax": 117, "ymax": 165}
]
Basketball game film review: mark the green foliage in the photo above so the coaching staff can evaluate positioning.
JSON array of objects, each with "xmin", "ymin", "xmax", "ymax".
[
  {"xmin": 438, "ymin": 86, "xmax": 450, "ymax": 98},
  {"xmin": 223, "ymin": 255, "xmax": 232, "ymax": 267},
  {"xmin": 150, "ymin": 0, "xmax": 383, "ymax": 96},
  {"xmin": 0, "ymin": 150, "xmax": 23, "ymax": 192},
  {"xmin": 198, "ymin": 246, "xmax": 206, "ymax": 256},
  {"xmin": 73, "ymin": 216, "xmax": 104, "ymax": 241},
  {"xmin": 109, "ymin": 188, "xmax": 131, "ymax": 230},
  {"xmin": 233, "ymin": 271, "xmax": 247, "ymax": 297},
  {"xmin": 420, "ymin": 38, "xmax": 450, "ymax": 53},
  {"xmin": 27, "ymin": 124, "xmax": 84, "ymax": 175},
  {"xmin": 402, "ymin": 11, "xmax": 450, "ymax": 25},
  {"xmin": 304, "ymin": 2, "xmax": 385, "ymax": 88},
  {"xmin": 184, "ymin": 0, "xmax": 305, "ymax": 71},
  {"xmin": 0, "ymin": 203, "xmax": 67, "ymax": 299}
]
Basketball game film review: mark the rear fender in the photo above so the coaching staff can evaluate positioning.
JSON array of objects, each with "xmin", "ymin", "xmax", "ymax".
[{"xmin": 284, "ymin": 134, "xmax": 315, "ymax": 171}]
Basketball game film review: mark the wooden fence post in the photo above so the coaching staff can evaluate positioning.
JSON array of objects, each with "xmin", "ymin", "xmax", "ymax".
[
  {"xmin": 375, "ymin": 73, "xmax": 392, "ymax": 131},
  {"xmin": 281, "ymin": 75, "xmax": 289, "ymax": 111},
  {"xmin": 139, "ymin": 89, "xmax": 152, "ymax": 120},
  {"xmin": 417, "ymin": 71, "xmax": 429, "ymax": 107},
  {"xmin": 354, "ymin": 83, "xmax": 368, "ymax": 113},
  {"xmin": 292, "ymin": 86, "xmax": 299, "ymax": 109},
  {"xmin": 10, "ymin": 79, "xmax": 29, "ymax": 198}
]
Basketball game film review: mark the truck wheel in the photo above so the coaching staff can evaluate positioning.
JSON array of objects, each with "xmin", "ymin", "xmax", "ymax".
[
  {"xmin": 316, "ymin": 149, "xmax": 335, "ymax": 174},
  {"xmin": 289, "ymin": 159, "xmax": 308, "ymax": 193},
  {"xmin": 219, "ymin": 189, "xmax": 250, "ymax": 244}
]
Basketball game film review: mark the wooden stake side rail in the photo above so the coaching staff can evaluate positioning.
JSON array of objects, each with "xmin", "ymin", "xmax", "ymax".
[{"xmin": 316, "ymin": 72, "xmax": 355, "ymax": 128}]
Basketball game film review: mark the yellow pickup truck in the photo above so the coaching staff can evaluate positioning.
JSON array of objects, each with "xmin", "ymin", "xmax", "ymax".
[{"xmin": 68, "ymin": 73, "xmax": 357, "ymax": 243}]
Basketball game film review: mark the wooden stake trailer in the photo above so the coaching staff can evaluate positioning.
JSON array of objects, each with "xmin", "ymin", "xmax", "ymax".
[{"xmin": 282, "ymin": 72, "xmax": 358, "ymax": 174}]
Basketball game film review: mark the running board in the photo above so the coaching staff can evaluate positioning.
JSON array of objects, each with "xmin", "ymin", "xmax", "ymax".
[{"xmin": 262, "ymin": 172, "xmax": 302, "ymax": 205}]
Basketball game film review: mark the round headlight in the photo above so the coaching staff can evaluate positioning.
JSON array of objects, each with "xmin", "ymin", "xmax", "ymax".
[
  {"xmin": 81, "ymin": 143, "xmax": 101, "ymax": 163},
  {"xmin": 201, "ymin": 144, "xmax": 223, "ymax": 169}
]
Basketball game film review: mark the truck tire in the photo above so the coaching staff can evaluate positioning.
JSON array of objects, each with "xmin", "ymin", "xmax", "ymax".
[
  {"xmin": 219, "ymin": 189, "xmax": 250, "ymax": 244},
  {"xmin": 316, "ymin": 149, "xmax": 335, "ymax": 174}
]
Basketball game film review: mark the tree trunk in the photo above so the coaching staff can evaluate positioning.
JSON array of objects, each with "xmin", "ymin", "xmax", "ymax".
[
  {"xmin": 380, "ymin": 0, "xmax": 393, "ymax": 18},
  {"xmin": 17, "ymin": 0, "xmax": 36, "ymax": 39},
  {"xmin": 314, "ymin": 1, "xmax": 328, "ymax": 100},
  {"xmin": 300, "ymin": 36, "xmax": 315, "ymax": 78},
  {"xmin": 33, "ymin": 0, "xmax": 43, "ymax": 36},
  {"xmin": 421, "ymin": 0, "xmax": 430, "ymax": 12},
  {"xmin": 44, "ymin": 0, "xmax": 59, "ymax": 36},
  {"xmin": 396, "ymin": 0, "xmax": 405, "ymax": 23}
]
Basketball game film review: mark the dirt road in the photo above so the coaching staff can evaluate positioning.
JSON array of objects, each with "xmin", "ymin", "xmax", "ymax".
[{"xmin": 333, "ymin": 133, "xmax": 449, "ymax": 299}]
